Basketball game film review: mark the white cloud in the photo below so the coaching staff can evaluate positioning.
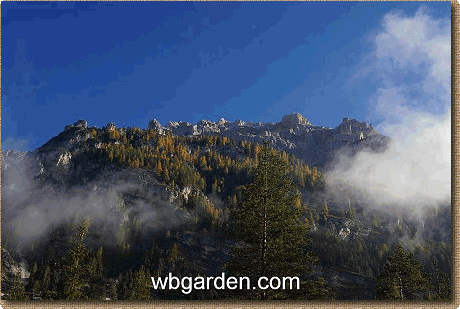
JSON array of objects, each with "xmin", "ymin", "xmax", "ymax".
[
  {"xmin": 375, "ymin": 6, "xmax": 450, "ymax": 114},
  {"xmin": 327, "ymin": 6, "xmax": 451, "ymax": 212}
]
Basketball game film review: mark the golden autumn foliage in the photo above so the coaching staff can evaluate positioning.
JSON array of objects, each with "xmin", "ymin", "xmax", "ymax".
[{"xmin": 90, "ymin": 128, "xmax": 324, "ymax": 215}]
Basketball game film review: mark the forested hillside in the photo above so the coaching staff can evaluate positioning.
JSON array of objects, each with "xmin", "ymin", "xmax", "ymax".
[{"xmin": 1, "ymin": 119, "xmax": 451, "ymax": 300}]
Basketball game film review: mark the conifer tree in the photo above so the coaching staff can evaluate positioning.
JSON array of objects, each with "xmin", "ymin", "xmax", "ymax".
[
  {"xmin": 40, "ymin": 265, "xmax": 52, "ymax": 298},
  {"xmin": 156, "ymin": 161, "xmax": 163, "ymax": 175},
  {"xmin": 116, "ymin": 273, "xmax": 127, "ymax": 300},
  {"xmin": 29, "ymin": 261, "xmax": 40, "ymax": 299},
  {"xmin": 376, "ymin": 244, "xmax": 430, "ymax": 300},
  {"xmin": 88, "ymin": 246, "xmax": 106, "ymax": 300},
  {"xmin": 168, "ymin": 243, "xmax": 179, "ymax": 267},
  {"xmin": 225, "ymin": 141, "xmax": 319, "ymax": 299},
  {"xmin": 127, "ymin": 265, "xmax": 152, "ymax": 300},
  {"xmin": 59, "ymin": 218, "xmax": 91, "ymax": 300},
  {"xmin": 111, "ymin": 280, "xmax": 118, "ymax": 300},
  {"xmin": 428, "ymin": 259, "xmax": 451, "ymax": 300}
]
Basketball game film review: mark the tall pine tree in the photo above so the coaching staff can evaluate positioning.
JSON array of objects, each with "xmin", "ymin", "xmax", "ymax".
[
  {"xmin": 426, "ymin": 259, "xmax": 451, "ymax": 300},
  {"xmin": 59, "ymin": 218, "xmax": 92, "ymax": 300},
  {"xmin": 376, "ymin": 244, "xmax": 430, "ymax": 300},
  {"xmin": 225, "ymin": 141, "xmax": 320, "ymax": 299},
  {"xmin": 127, "ymin": 265, "xmax": 152, "ymax": 300}
]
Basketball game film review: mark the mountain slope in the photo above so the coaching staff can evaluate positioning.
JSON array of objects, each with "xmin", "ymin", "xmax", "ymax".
[{"xmin": 1, "ymin": 114, "xmax": 450, "ymax": 300}]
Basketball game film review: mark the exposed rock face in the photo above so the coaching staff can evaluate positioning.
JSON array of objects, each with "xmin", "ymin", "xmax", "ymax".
[
  {"xmin": 165, "ymin": 121, "xmax": 196, "ymax": 136},
  {"xmin": 235, "ymin": 119, "xmax": 245, "ymax": 126},
  {"xmin": 335, "ymin": 118, "xmax": 377, "ymax": 137},
  {"xmin": 149, "ymin": 113, "xmax": 389, "ymax": 168},
  {"xmin": 39, "ymin": 122, "xmax": 92, "ymax": 152},
  {"xmin": 3, "ymin": 121, "xmax": 99, "ymax": 187},
  {"xmin": 64, "ymin": 120, "xmax": 87, "ymax": 131},
  {"xmin": 148, "ymin": 119, "xmax": 162, "ymax": 130},
  {"xmin": 56, "ymin": 151, "xmax": 72, "ymax": 167},
  {"xmin": 218, "ymin": 118, "xmax": 228, "ymax": 125},
  {"xmin": 104, "ymin": 122, "xmax": 116, "ymax": 132},
  {"xmin": 281, "ymin": 113, "xmax": 310, "ymax": 126},
  {"xmin": 148, "ymin": 119, "xmax": 164, "ymax": 134}
]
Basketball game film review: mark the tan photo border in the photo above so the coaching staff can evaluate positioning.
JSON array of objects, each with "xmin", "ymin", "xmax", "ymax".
[{"xmin": 0, "ymin": 0, "xmax": 458, "ymax": 308}]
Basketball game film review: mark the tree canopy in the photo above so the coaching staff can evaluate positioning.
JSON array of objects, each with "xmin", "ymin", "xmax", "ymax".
[{"xmin": 225, "ymin": 141, "xmax": 321, "ymax": 299}]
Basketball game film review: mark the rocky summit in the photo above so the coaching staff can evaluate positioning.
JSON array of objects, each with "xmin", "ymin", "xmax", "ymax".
[
  {"xmin": 281, "ymin": 112, "xmax": 311, "ymax": 126},
  {"xmin": 146, "ymin": 113, "xmax": 389, "ymax": 168}
]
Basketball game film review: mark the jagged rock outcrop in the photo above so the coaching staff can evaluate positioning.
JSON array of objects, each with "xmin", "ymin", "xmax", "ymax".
[
  {"xmin": 38, "ymin": 120, "xmax": 92, "ymax": 153},
  {"xmin": 218, "ymin": 118, "xmax": 228, "ymax": 126},
  {"xmin": 64, "ymin": 119, "xmax": 87, "ymax": 131},
  {"xmin": 281, "ymin": 113, "xmax": 310, "ymax": 126},
  {"xmin": 104, "ymin": 122, "xmax": 116, "ymax": 132},
  {"xmin": 148, "ymin": 113, "xmax": 389, "ymax": 168},
  {"xmin": 148, "ymin": 119, "xmax": 164, "ymax": 134}
]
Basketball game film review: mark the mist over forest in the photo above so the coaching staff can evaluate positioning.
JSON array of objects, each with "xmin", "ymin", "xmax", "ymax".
[{"xmin": 1, "ymin": 3, "xmax": 451, "ymax": 302}]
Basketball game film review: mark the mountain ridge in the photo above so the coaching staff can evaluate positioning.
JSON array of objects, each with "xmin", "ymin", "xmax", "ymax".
[
  {"xmin": 7, "ymin": 113, "xmax": 388, "ymax": 169},
  {"xmin": 153, "ymin": 113, "xmax": 390, "ymax": 168},
  {"xmin": 1, "ymin": 113, "xmax": 391, "ymax": 189}
]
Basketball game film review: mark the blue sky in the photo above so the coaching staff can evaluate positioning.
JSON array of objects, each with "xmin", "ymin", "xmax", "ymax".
[{"xmin": 2, "ymin": 1, "xmax": 451, "ymax": 151}]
